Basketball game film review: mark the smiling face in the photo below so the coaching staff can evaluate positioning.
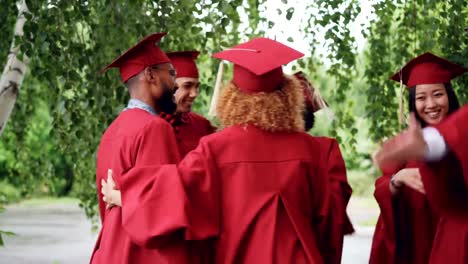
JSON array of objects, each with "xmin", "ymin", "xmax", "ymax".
[
  {"xmin": 414, "ymin": 83, "xmax": 449, "ymax": 125},
  {"xmin": 174, "ymin": 77, "xmax": 199, "ymax": 113}
]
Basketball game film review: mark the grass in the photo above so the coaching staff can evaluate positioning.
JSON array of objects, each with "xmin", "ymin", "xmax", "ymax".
[
  {"xmin": 14, "ymin": 197, "xmax": 79, "ymax": 207},
  {"xmin": 359, "ymin": 218, "xmax": 378, "ymax": 227}
]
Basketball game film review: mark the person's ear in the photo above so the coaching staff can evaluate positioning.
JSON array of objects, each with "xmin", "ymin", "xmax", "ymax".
[{"xmin": 144, "ymin": 67, "xmax": 160, "ymax": 85}]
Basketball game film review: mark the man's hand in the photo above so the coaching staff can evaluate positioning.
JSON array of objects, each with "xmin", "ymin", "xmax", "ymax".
[
  {"xmin": 101, "ymin": 169, "xmax": 122, "ymax": 209},
  {"xmin": 374, "ymin": 113, "xmax": 428, "ymax": 168}
]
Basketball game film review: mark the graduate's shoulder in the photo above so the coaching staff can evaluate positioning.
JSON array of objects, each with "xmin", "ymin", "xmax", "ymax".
[
  {"xmin": 185, "ymin": 112, "xmax": 213, "ymax": 126},
  {"xmin": 200, "ymin": 125, "xmax": 321, "ymax": 150},
  {"xmin": 112, "ymin": 109, "xmax": 173, "ymax": 137},
  {"xmin": 185, "ymin": 111, "xmax": 207, "ymax": 121},
  {"xmin": 313, "ymin": 136, "xmax": 340, "ymax": 150}
]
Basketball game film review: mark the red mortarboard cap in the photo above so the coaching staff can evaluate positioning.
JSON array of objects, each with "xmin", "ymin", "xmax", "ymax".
[
  {"xmin": 212, "ymin": 37, "xmax": 304, "ymax": 93},
  {"xmin": 167, "ymin": 51, "xmax": 200, "ymax": 78},
  {"xmin": 390, "ymin": 52, "xmax": 467, "ymax": 88},
  {"xmin": 100, "ymin": 32, "xmax": 170, "ymax": 83}
]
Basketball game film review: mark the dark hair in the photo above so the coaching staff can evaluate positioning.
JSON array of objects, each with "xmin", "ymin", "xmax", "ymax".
[
  {"xmin": 408, "ymin": 83, "xmax": 460, "ymax": 127},
  {"xmin": 303, "ymin": 108, "xmax": 315, "ymax": 131}
]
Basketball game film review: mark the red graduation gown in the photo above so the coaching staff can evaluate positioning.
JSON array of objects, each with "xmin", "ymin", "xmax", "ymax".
[
  {"xmin": 90, "ymin": 108, "xmax": 192, "ymax": 264},
  {"xmin": 119, "ymin": 125, "xmax": 351, "ymax": 264},
  {"xmin": 315, "ymin": 137, "xmax": 354, "ymax": 264},
  {"xmin": 417, "ymin": 105, "xmax": 468, "ymax": 264},
  {"xmin": 370, "ymin": 162, "xmax": 439, "ymax": 264},
  {"xmin": 174, "ymin": 112, "xmax": 216, "ymax": 263},
  {"xmin": 175, "ymin": 112, "xmax": 216, "ymax": 158}
]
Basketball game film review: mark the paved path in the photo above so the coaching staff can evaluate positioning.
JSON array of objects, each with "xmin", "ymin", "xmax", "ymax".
[
  {"xmin": 0, "ymin": 198, "xmax": 378, "ymax": 264},
  {"xmin": 0, "ymin": 202, "xmax": 96, "ymax": 264}
]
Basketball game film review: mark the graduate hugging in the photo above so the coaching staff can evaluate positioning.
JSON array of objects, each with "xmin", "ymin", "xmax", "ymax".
[
  {"xmin": 92, "ymin": 34, "xmax": 354, "ymax": 264},
  {"xmin": 91, "ymin": 30, "xmax": 468, "ymax": 264}
]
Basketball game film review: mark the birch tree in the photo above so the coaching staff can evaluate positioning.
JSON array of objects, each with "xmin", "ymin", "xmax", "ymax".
[{"xmin": 0, "ymin": 0, "xmax": 29, "ymax": 137}]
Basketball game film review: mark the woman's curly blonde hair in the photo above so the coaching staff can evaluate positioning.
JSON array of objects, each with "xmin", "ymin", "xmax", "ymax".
[{"xmin": 216, "ymin": 75, "xmax": 305, "ymax": 132}]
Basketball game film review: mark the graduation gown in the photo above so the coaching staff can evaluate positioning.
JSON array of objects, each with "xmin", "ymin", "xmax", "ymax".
[
  {"xmin": 119, "ymin": 125, "xmax": 351, "ymax": 264},
  {"xmin": 90, "ymin": 108, "xmax": 192, "ymax": 264},
  {"xmin": 175, "ymin": 112, "xmax": 216, "ymax": 158},
  {"xmin": 370, "ymin": 162, "xmax": 439, "ymax": 264},
  {"xmin": 315, "ymin": 137, "xmax": 354, "ymax": 264},
  {"xmin": 417, "ymin": 105, "xmax": 468, "ymax": 264}
]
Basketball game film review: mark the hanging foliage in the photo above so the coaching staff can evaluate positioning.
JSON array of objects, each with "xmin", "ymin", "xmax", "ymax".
[{"xmin": 365, "ymin": 0, "xmax": 468, "ymax": 141}]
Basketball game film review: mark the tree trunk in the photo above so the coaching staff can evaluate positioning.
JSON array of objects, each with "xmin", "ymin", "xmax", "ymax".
[{"xmin": 0, "ymin": 0, "xmax": 29, "ymax": 137}]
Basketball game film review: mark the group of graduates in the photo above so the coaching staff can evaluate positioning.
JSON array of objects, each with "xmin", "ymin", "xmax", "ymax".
[{"xmin": 88, "ymin": 32, "xmax": 468, "ymax": 264}]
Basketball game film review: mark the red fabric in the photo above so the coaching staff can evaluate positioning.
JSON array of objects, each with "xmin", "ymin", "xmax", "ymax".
[
  {"xmin": 167, "ymin": 51, "xmax": 199, "ymax": 78},
  {"xmin": 159, "ymin": 112, "xmax": 216, "ymax": 158},
  {"xmin": 370, "ymin": 162, "xmax": 438, "ymax": 264},
  {"xmin": 389, "ymin": 52, "xmax": 467, "ymax": 87},
  {"xmin": 212, "ymin": 37, "xmax": 304, "ymax": 93},
  {"xmin": 436, "ymin": 104, "xmax": 468, "ymax": 186},
  {"xmin": 159, "ymin": 112, "xmax": 181, "ymax": 128},
  {"xmin": 233, "ymin": 65, "xmax": 283, "ymax": 93},
  {"xmin": 175, "ymin": 112, "xmax": 216, "ymax": 157},
  {"xmin": 120, "ymin": 125, "xmax": 350, "ymax": 263},
  {"xmin": 416, "ymin": 104, "xmax": 468, "ymax": 264},
  {"xmin": 90, "ymin": 108, "xmax": 197, "ymax": 264},
  {"xmin": 315, "ymin": 137, "xmax": 354, "ymax": 264},
  {"xmin": 418, "ymin": 155, "xmax": 468, "ymax": 264},
  {"xmin": 99, "ymin": 32, "xmax": 170, "ymax": 82}
]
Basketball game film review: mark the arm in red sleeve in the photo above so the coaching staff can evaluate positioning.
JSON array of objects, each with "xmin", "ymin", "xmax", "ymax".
[
  {"xmin": 120, "ymin": 134, "xmax": 220, "ymax": 247},
  {"xmin": 119, "ymin": 119, "xmax": 184, "ymax": 247},
  {"xmin": 316, "ymin": 138, "xmax": 354, "ymax": 264},
  {"xmin": 436, "ymin": 105, "xmax": 468, "ymax": 185}
]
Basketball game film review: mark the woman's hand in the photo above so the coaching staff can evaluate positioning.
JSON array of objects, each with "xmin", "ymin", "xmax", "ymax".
[
  {"xmin": 390, "ymin": 168, "xmax": 426, "ymax": 195},
  {"xmin": 101, "ymin": 169, "xmax": 122, "ymax": 209}
]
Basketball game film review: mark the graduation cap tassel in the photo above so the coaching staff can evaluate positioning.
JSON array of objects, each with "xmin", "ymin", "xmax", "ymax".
[
  {"xmin": 314, "ymin": 87, "xmax": 327, "ymax": 110},
  {"xmin": 398, "ymin": 74, "xmax": 405, "ymax": 125},
  {"xmin": 208, "ymin": 62, "xmax": 224, "ymax": 116},
  {"xmin": 314, "ymin": 87, "xmax": 334, "ymax": 120}
]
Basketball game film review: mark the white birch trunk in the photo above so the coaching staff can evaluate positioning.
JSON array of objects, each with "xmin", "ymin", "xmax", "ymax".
[{"xmin": 0, "ymin": 0, "xmax": 29, "ymax": 137}]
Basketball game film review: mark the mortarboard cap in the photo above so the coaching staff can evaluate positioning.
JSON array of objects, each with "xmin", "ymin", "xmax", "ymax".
[
  {"xmin": 390, "ymin": 52, "xmax": 467, "ymax": 88},
  {"xmin": 167, "ymin": 51, "xmax": 200, "ymax": 79},
  {"xmin": 212, "ymin": 37, "xmax": 304, "ymax": 93},
  {"xmin": 100, "ymin": 32, "xmax": 170, "ymax": 83}
]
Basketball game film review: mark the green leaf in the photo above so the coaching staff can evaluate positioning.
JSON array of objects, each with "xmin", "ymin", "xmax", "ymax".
[{"xmin": 286, "ymin": 7, "xmax": 294, "ymax": 20}]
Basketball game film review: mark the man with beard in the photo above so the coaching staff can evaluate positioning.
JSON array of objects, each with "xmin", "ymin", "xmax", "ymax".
[
  {"xmin": 161, "ymin": 51, "xmax": 216, "ymax": 157},
  {"xmin": 90, "ymin": 32, "xmax": 191, "ymax": 264}
]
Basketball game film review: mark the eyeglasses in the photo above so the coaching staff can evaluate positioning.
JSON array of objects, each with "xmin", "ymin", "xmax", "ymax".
[{"xmin": 150, "ymin": 65, "xmax": 177, "ymax": 77}]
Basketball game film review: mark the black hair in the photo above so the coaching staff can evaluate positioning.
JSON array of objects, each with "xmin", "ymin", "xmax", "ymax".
[
  {"xmin": 303, "ymin": 108, "xmax": 315, "ymax": 131},
  {"xmin": 408, "ymin": 83, "xmax": 460, "ymax": 127}
]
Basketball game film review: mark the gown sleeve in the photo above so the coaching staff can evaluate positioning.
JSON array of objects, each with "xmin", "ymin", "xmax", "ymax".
[
  {"xmin": 117, "ymin": 120, "xmax": 185, "ymax": 247},
  {"xmin": 315, "ymin": 139, "xmax": 354, "ymax": 264},
  {"xmin": 370, "ymin": 164, "xmax": 400, "ymax": 264},
  {"xmin": 119, "ymin": 137, "xmax": 220, "ymax": 247},
  {"xmin": 435, "ymin": 105, "xmax": 468, "ymax": 186}
]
